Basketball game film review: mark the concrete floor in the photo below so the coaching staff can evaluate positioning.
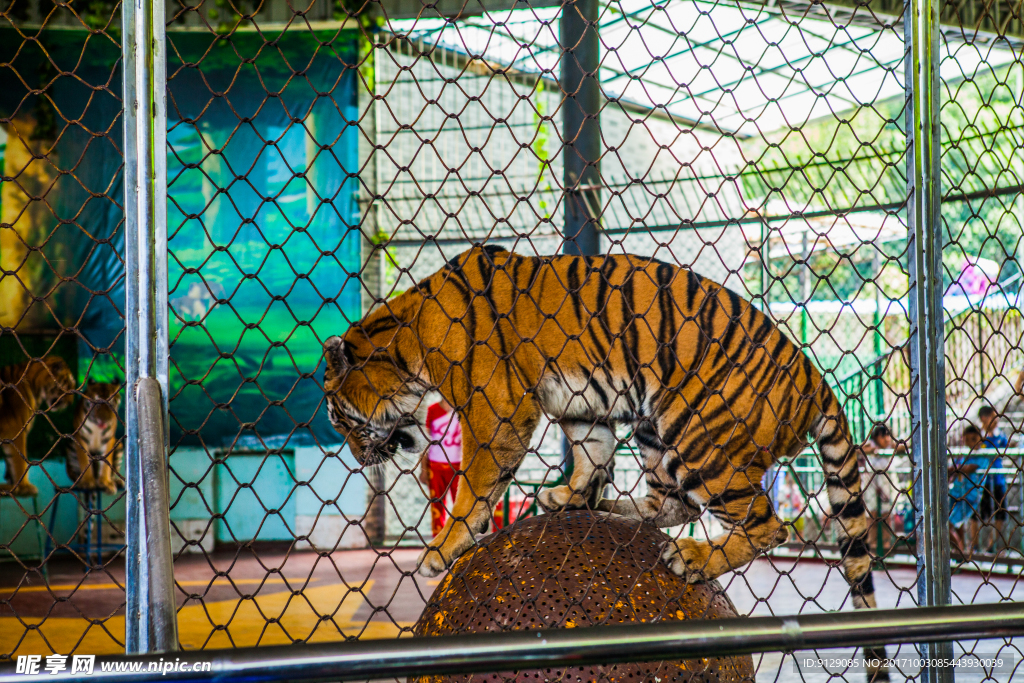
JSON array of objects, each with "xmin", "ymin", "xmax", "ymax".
[{"xmin": 2, "ymin": 550, "xmax": 1023, "ymax": 682}]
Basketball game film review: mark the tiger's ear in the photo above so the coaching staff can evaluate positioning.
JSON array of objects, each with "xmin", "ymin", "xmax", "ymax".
[{"xmin": 324, "ymin": 336, "xmax": 354, "ymax": 377}]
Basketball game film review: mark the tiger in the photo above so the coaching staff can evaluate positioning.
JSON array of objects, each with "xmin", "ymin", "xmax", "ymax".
[
  {"xmin": 66, "ymin": 382, "xmax": 123, "ymax": 495},
  {"xmin": 0, "ymin": 356, "xmax": 76, "ymax": 497},
  {"xmin": 322, "ymin": 245, "xmax": 881, "ymax": 614}
]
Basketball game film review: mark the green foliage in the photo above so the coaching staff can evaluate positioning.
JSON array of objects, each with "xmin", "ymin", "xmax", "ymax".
[
  {"xmin": 740, "ymin": 61, "xmax": 1024, "ymax": 304},
  {"xmin": 81, "ymin": 0, "xmax": 118, "ymax": 30},
  {"xmin": 740, "ymin": 100, "xmax": 906, "ymax": 215},
  {"xmin": 532, "ymin": 79, "xmax": 556, "ymax": 220},
  {"xmin": 940, "ymin": 66, "xmax": 1024, "ymax": 287},
  {"xmin": 370, "ymin": 228, "xmax": 400, "ymax": 290}
]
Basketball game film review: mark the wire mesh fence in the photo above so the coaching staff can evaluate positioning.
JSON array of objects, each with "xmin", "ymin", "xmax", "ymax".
[
  {"xmin": 1, "ymin": 0, "xmax": 1024, "ymax": 679},
  {"xmin": 0, "ymin": 0, "xmax": 128, "ymax": 657}
]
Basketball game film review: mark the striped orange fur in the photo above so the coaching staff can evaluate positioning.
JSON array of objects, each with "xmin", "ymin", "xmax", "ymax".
[
  {"xmin": 0, "ymin": 357, "xmax": 75, "ymax": 497},
  {"xmin": 66, "ymin": 382, "xmax": 123, "ymax": 494},
  {"xmin": 322, "ymin": 245, "xmax": 879, "ymax": 614}
]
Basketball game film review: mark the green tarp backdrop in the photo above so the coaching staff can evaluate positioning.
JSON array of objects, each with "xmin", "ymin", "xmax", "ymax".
[{"xmin": 0, "ymin": 27, "xmax": 363, "ymax": 452}]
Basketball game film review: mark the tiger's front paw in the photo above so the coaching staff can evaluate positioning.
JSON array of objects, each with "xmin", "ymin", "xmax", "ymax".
[
  {"xmin": 662, "ymin": 537, "xmax": 713, "ymax": 583},
  {"xmin": 417, "ymin": 527, "xmax": 474, "ymax": 577},
  {"xmin": 417, "ymin": 545, "xmax": 450, "ymax": 577},
  {"xmin": 0, "ymin": 482, "xmax": 39, "ymax": 498},
  {"xmin": 536, "ymin": 485, "xmax": 586, "ymax": 512}
]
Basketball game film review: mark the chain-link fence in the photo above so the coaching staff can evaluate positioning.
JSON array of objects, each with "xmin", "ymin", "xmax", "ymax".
[
  {"xmin": 3, "ymin": 0, "xmax": 1024, "ymax": 678},
  {"xmin": 0, "ymin": 0, "xmax": 128, "ymax": 657}
]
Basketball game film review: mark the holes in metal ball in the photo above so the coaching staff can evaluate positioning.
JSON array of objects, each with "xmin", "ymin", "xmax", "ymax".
[{"xmin": 412, "ymin": 512, "xmax": 754, "ymax": 682}]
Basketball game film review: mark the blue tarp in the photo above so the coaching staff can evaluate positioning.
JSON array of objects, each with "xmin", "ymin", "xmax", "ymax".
[
  {"xmin": 166, "ymin": 30, "xmax": 364, "ymax": 448},
  {"xmin": 0, "ymin": 28, "xmax": 364, "ymax": 449}
]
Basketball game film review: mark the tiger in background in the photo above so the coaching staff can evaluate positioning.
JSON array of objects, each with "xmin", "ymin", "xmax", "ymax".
[
  {"xmin": 322, "ymin": 246, "xmax": 885, "ymax": 659},
  {"xmin": 66, "ymin": 382, "xmax": 123, "ymax": 495},
  {"xmin": 0, "ymin": 357, "xmax": 76, "ymax": 497}
]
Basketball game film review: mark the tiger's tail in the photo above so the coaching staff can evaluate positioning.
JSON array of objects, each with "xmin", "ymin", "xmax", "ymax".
[
  {"xmin": 810, "ymin": 383, "xmax": 878, "ymax": 609},
  {"xmin": 810, "ymin": 383, "xmax": 889, "ymax": 680}
]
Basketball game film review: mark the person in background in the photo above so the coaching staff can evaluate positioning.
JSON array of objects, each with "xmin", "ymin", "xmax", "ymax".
[
  {"xmin": 864, "ymin": 424, "xmax": 907, "ymax": 454},
  {"xmin": 858, "ymin": 424, "xmax": 905, "ymax": 553},
  {"xmin": 949, "ymin": 425, "xmax": 987, "ymax": 558},
  {"xmin": 978, "ymin": 405, "xmax": 1009, "ymax": 552},
  {"xmin": 776, "ymin": 470, "xmax": 806, "ymax": 540},
  {"xmin": 420, "ymin": 400, "xmax": 463, "ymax": 537},
  {"xmin": 1000, "ymin": 368, "xmax": 1024, "ymax": 443}
]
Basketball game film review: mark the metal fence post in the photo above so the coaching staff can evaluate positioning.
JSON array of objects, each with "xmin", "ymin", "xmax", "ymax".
[
  {"xmin": 123, "ymin": 0, "xmax": 177, "ymax": 654},
  {"xmin": 560, "ymin": 0, "xmax": 601, "ymax": 471},
  {"xmin": 560, "ymin": 0, "xmax": 601, "ymax": 257},
  {"xmin": 906, "ymin": 0, "xmax": 952, "ymax": 676}
]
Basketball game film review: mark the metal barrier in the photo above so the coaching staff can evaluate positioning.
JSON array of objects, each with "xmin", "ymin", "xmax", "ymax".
[
  {"xmin": 2, "ymin": 0, "xmax": 1024, "ymax": 677},
  {"xmin": 2, "ymin": 602, "xmax": 1024, "ymax": 683},
  {"xmin": 133, "ymin": 379, "xmax": 177, "ymax": 654}
]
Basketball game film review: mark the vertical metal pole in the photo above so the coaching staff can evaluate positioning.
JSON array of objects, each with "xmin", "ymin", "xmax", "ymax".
[
  {"xmin": 363, "ymin": 246, "xmax": 389, "ymax": 546},
  {"xmin": 123, "ymin": 0, "xmax": 177, "ymax": 654},
  {"xmin": 800, "ymin": 229, "xmax": 810, "ymax": 345},
  {"xmin": 761, "ymin": 221, "xmax": 770, "ymax": 311},
  {"xmin": 122, "ymin": 0, "xmax": 141, "ymax": 651},
  {"xmin": 872, "ymin": 249, "xmax": 884, "ymax": 424},
  {"xmin": 560, "ymin": 0, "xmax": 601, "ymax": 472},
  {"xmin": 906, "ymin": 0, "xmax": 952, "ymax": 676},
  {"xmin": 560, "ymin": 0, "xmax": 601, "ymax": 257}
]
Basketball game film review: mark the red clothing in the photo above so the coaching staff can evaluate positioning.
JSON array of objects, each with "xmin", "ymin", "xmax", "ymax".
[
  {"xmin": 425, "ymin": 402, "xmax": 462, "ymax": 536},
  {"xmin": 429, "ymin": 460, "xmax": 460, "ymax": 536},
  {"xmin": 426, "ymin": 403, "xmax": 446, "ymax": 426},
  {"xmin": 426, "ymin": 403, "xmax": 461, "ymax": 464}
]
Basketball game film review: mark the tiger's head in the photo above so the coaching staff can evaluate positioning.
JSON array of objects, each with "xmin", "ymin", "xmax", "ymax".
[
  {"xmin": 322, "ymin": 325, "xmax": 431, "ymax": 467},
  {"xmin": 80, "ymin": 382, "xmax": 122, "ymax": 431},
  {"xmin": 40, "ymin": 357, "xmax": 76, "ymax": 411}
]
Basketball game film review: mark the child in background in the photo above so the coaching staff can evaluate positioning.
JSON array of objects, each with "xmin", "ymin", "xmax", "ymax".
[
  {"xmin": 949, "ymin": 425, "xmax": 987, "ymax": 558},
  {"xmin": 978, "ymin": 405, "xmax": 1009, "ymax": 551},
  {"xmin": 858, "ymin": 424, "xmax": 903, "ymax": 553},
  {"xmin": 420, "ymin": 400, "xmax": 462, "ymax": 537}
]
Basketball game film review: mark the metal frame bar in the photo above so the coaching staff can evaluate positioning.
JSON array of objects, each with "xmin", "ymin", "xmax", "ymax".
[
  {"xmin": 906, "ymin": 0, "xmax": 952, "ymax": 677},
  {"xmin": 560, "ymin": 0, "xmax": 601, "ymax": 256},
  {"xmin": 558, "ymin": 0, "xmax": 602, "ymax": 468},
  {"xmin": 123, "ymin": 0, "xmax": 177, "ymax": 655},
  {"xmin": 2, "ymin": 602, "xmax": 1022, "ymax": 683}
]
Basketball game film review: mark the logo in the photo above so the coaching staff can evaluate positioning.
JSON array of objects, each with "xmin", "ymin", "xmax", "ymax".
[{"xmin": 14, "ymin": 656, "xmax": 94, "ymax": 676}]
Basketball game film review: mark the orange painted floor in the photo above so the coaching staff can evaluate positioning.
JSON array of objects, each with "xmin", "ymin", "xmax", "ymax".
[{"xmin": 0, "ymin": 547, "xmax": 434, "ymax": 657}]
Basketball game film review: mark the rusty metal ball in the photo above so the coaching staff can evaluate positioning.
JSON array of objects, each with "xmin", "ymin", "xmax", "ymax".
[{"xmin": 414, "ymin": 510, "xmax": 755, "ymax": 683}]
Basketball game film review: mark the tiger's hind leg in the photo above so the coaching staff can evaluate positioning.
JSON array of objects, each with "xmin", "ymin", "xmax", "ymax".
[
  {"xmin": 0, "ymin": 433, "xmax": 38, "ymax": 497},
  {"xmin": 537, "ymin": 421, "xmax": 616, "ymax": 511},
  {"xmin": 95, "ymin": 437, "xmax": 119, "ymax": 495},
  {"xmin": 598, "ymin": 483, "xmax": 700, "ymax": 528},
  {"xmin": 661, "ymin": 482, "xmax": 787, "ymax": 583}
]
